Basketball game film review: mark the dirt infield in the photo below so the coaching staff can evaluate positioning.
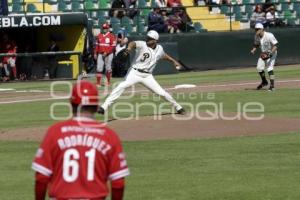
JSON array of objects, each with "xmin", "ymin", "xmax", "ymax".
[
  {"xmin": 1, "ymin": 78, "xmax": 300, "ymax": 142},
  {"xmin": 1, "ymin": 79, "xmax": 300, "ymax": 104},
  {"xmin": 1, "ymin": 114, "xmax": 300, "ymax": 142}
]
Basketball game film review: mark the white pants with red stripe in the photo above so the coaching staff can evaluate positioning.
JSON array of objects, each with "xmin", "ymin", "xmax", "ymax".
[{"xmin": 101, "ymin": 68, "xmax": 182, "ymax": 111}]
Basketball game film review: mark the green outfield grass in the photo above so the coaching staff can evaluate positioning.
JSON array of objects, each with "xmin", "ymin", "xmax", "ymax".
[
  {"xmin": 105, "ymin": 87, "xmax": 300, "ymax": 118},
  {"xmin": 1, "ymin": 65, "xmax": 300, "ymax": 91},
  {"xmin": 1, "ymin": 132, "xmax": 300, "ymax": 200},
  {"xmin": 156, "ymin": 65, "xmax": 300, "ymax": 86},
  {"xmin": 1, "ymin": 87, "xmax": 299, "ymax": 129},
  {"xmin": 1, "ymin": 65, "xmax": 300, "ymax": 129},
  {"xmin": 1, "ymin": 66, "xmax": 300, "ymax": 199}
]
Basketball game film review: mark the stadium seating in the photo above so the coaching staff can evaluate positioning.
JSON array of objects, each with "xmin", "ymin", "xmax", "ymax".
[
  {"xmin": 98, "ymin": 16, "xmax": 107, "ymax": 28},
  {"xmin": 71, "ymin": 1, "xmax": 84, "ymax": 12},
  {"xmin": 98, "ymin": 0, "xmax": 109, "ymax": 8},
  {"xmin": 5, "ymin": 0, "xmax": 300, "ymax": 33},
  {"xmin": 12, "ymin": 4, "xmax": 23, "ymax": 13},
  {"xmin": 26, "ymin": 3, "xmax": 40, "ymax": 12},
  {"xmin": 138, "ymin": 0, "xmax": 147, "ymax": 8},
  {"xmin": 84, "ymin": 0, "xmax": 97, "ymax": 10},
  {"xmin": 45, "ymin": 0, "xmax": 57, "ymax": 5},
  {"xmin": 120, "ymin": 16, "xmax": 133, "ymax": 34},
  {"xmin": 193, "ymin": 22, "xmax": 207, "ymax": 32},
  {"xmin": 183, "ymin": 1, "xmax": 241, "ymax": 31},
  {"xmin": 58, "ymin": 1, "xmax": 71, "ymax": 12}
]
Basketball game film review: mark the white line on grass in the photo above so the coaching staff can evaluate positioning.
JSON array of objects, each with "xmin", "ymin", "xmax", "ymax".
[
  {"xmin": 0, "ymin": 79, "xmax": 300, "ymax": 104},
  {"xmin": 0, "ymin": 97, "xmax": 67, "ymax": 104},
  {"xmin": 0, "ymin": 88, "xmax": 15, "ymax": 92},
  {"xmin": 189, "ymin": 79, "xmax": 300, "ymax": 88},
  {"xmin": 0, "ymin": 89, "xmax": 49, "ymax": 93}
]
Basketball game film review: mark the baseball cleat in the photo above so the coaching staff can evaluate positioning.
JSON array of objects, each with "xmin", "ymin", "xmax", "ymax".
[
  {"xmin": 176, "ymin": 108, "xmax": 186, "ymax": 115},
  {"xmin": 97, "ymin": 107, "xmax": 105, "ymax": 114},
  {"xmin": 268, "ymin": 86, "xmax": 275, "ymax": 91},
  {"xmin": 256, "ymin": 81, "xmax": 268, "ymax": 90}
]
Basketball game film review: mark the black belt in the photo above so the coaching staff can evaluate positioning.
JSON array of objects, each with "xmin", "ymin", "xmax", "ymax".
[{"xmin": 133, "ymin": 68, "xmax": 150, "ymax": 74}]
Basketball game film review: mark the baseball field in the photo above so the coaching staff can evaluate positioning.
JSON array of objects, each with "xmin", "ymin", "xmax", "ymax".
[{"xmin": 1, "ymin": 65, "xmax": 300, "ymax": 199}]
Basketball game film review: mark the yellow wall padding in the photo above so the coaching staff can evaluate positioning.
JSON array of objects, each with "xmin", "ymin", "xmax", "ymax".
[{"xmin": 36, "ymin": 25, "xmax": 86, "ymax": 78}]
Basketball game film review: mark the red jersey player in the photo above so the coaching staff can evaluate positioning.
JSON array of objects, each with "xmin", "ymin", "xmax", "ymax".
[
  {"xmin": 32, "ymin": 80, "xmax": 129, "ymax": 200},
  {"xmin": 94, "ymin": 23, "xmax": 116, "ymax": 87},
  {"xmin": 3, "ymin": 42, "xmax": 17, "ymax": 80}
]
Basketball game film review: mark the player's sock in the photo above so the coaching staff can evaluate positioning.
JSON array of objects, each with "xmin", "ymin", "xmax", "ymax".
[
  {"xmin": 12, "ymin": 67, "xmax": 17, "ymax": 78},
  {"xmin": 258, "ymin": 71, "xmax": 267, "ymax": 84},
  {"xmin": 106, "ymin": 71, "xmax": 112, "ymax": 85},
  {"xmin": 4, "ymin": 64, "xmax": 10, "ymax": 77},
  {"xmin": 96, "ymin": 73, "xmax": 102, "ymax": 85},
  {"xmin": 268, "ymin": 70, "xmax": 275, "ymax": 88}
]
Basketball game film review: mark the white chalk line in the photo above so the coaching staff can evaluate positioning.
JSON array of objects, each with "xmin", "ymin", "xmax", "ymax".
[
  {"xmin": 0, "ymin": 89, "xmax": 50, "ymax": 93},
  {"xmin": 0, "ymin": 88, "xmax": 15, "ymax": 92},
  {"xmin": 0, "ymin": 79, "xmax": 300, "ymax": 105},
  {"xmin": 0, "ymin": 97, "xmax": 67, "ymax": 104}
]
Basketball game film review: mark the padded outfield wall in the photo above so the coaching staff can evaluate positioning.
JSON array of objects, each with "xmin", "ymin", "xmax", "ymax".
[{"xmin": 130, "ymin": 27, "xmax": 300, "ymax": 74}]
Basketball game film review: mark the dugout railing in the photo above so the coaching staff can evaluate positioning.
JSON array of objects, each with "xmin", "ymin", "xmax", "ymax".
[{"xmin": 0, "ymin": 51, "xmax": 82, "ymax": 81}]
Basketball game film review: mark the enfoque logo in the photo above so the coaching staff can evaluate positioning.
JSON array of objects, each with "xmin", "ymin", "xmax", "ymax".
[{"xmin": 49, "ymin": 81, "xmax": 265, "ymax": 123}]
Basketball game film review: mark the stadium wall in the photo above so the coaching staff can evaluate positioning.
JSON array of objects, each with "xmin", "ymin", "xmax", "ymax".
[{"xmin": 130, "ymin": 27, "xmax": 300, "ymax": 74}]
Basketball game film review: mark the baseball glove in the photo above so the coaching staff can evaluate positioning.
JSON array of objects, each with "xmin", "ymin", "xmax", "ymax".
[
  {"xmin": 260, "ymin": 52, "xmax": 272, "ymax": 60},
  {"xmin": 121, "ymin": 49, "xmax": 130, "ymax": 59},
  {"xmin": 115, "ymin": 49, "xmax": 129, "ymax": 61}
]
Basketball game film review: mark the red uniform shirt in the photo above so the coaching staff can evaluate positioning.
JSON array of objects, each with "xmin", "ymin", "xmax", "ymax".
[
  {"xmin": 95, "ymin": 32, "xmax": 116, "ymax": 55},
  {"xmin": 167, "ymin": 0, "xmax": 182, "ymax": 7},
  {"xmin": 3, "ymin": 46, "xmax": 17, "ymax": 64},
  {"xmin": 32, "ymin": 117, "xmax": 129, "ymax": 199},
  {"xmin": 1, "ymin": 42, "xmax": 16, "ymax": 63}
]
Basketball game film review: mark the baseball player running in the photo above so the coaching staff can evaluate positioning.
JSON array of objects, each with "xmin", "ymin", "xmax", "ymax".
[
  {"xmin": 94, "ymin": 23, "xmax": 116, "ymax": 87},
  {"xmin": 98, "ymin": 30, "xmax": 185, "ymax": 115},
  {"xmin": 250, "ymin": 23, "xmax": 278, "ymax": 91},
  {"xmin": 32, "ymin": 80, "xmax": 129, "ymax": 200}
]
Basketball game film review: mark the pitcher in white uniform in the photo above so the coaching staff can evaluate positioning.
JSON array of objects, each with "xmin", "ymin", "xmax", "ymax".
[
  {"xmin": 98, "ymin": 30, "xmax": 185, "ymax": 115},
  {"xmin": 250, "ymin": 23, "xmax": 278, "ymax": 91}
]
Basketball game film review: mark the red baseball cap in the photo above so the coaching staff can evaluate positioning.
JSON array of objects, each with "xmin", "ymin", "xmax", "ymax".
[
  {"xmin": 71, "ymin": 80, "xmax": 99, "ymax": 106},
  {"xmin": 102, "ymin": 23, "xmax": 110, "ymax": 29}
]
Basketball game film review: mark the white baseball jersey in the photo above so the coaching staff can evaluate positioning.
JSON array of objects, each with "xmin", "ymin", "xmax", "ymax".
[
  {"xmin": 254, "ymin": 31, "xmax": 278, "ymax": 53},
  {"xmin": 115, "ymin": 43, "xmax": 127, "ymax": 55},
  {"xmin": 115, "ymin": 37, "xmax": 128, "ymax": 55},
  {"xmin": 131, "ymin": 41, "xmax": 165, "ymax": 73}
]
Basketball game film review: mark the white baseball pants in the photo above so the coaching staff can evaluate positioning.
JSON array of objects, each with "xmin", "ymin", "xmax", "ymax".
[
  {"xmin": 101, "ymin": 68, "xmax": 182, "ymax": 111},
  {"xmin": 97, "ymin": 53, "xmax": 113, "ymax": 72},
  {"xmin": 3, "ymin": 64, "xmax": 10, "ymax": 76},
  {"xmin": 257, "ymin": 53, "xmax": 277, "ymax": 72}
]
